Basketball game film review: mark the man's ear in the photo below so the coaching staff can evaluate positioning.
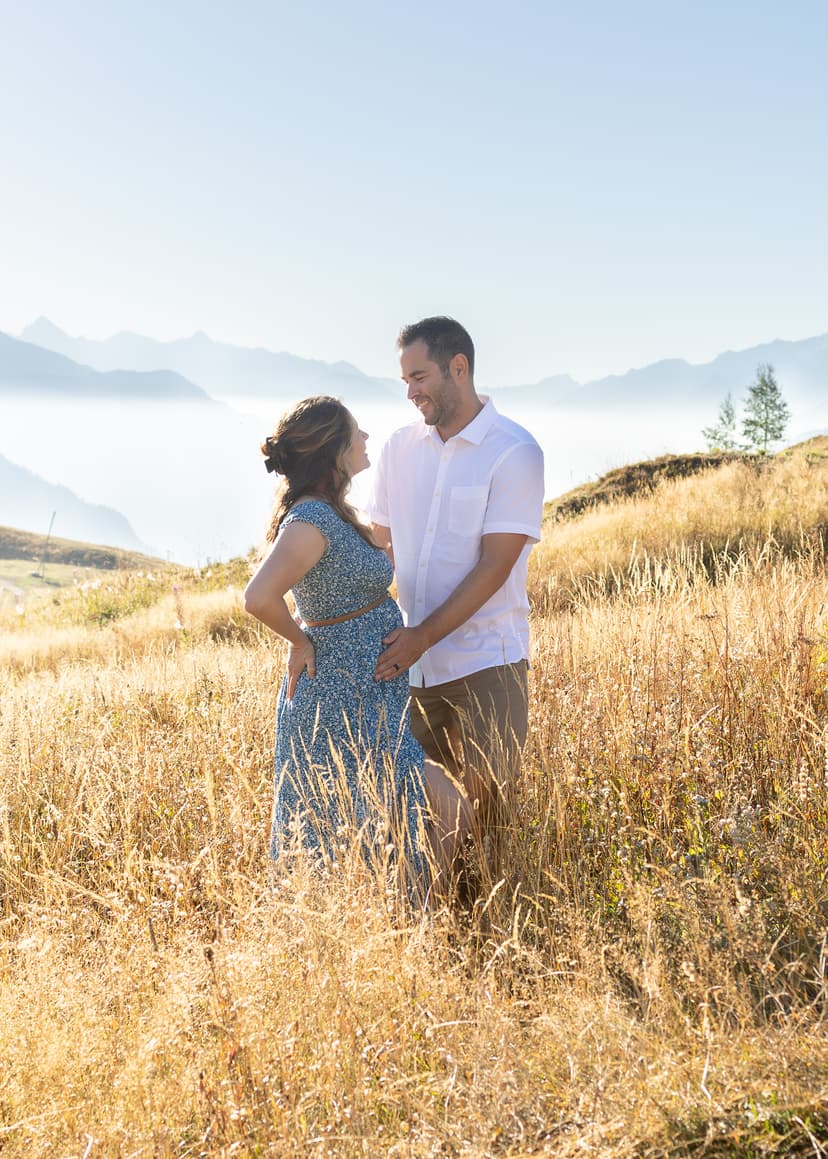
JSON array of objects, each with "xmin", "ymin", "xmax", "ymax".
[{"xmin": 451, "ymin": 353, "xmax": 469, "ymax": 382}]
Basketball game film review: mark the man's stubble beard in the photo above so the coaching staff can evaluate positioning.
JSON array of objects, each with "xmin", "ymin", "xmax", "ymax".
[{"xmin": 424, "ymin": 373, "xmax": 460, "ymax": 429}]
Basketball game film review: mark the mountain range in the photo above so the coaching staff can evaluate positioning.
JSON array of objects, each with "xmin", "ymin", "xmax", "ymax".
[
  {"xmin": 2, "ymin": 317, "xmax": 827, "ymax": 564},
  {"xmin": 16, "ymin": 318, "xmax": 828, "ymax": 433},
  {"xmin": 492, "ymin": 336, "xmax": 828, "ymax": 431},
  {"xmin": 0, "ymin": 331, "xmax": 211, "ymax": 401},
  {"xmin": 20, "ymin": 317, "xmax": 402, "ymax": 405},
  {"xmin": 567, "ymin": 333, "xmax": 828, "ymax": 417}
]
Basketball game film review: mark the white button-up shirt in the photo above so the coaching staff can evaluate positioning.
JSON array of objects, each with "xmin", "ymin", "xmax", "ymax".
[{"xmin": 367, "ymin": 398, "xmax": 544, "ymax": 687}]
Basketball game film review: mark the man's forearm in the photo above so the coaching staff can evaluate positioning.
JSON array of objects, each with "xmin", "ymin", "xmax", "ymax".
[
  {"xmin": 374, "ymin": 532, "xmax": 528, "ymax": 680},
  {"xmin": 416, "ymin": 553, "xmax": 515, "ymax": 651}
]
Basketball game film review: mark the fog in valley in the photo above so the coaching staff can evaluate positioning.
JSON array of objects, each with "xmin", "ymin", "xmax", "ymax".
[{"xmin": 1, "ymin": 390, "xmax": 710, "ymax": 565}]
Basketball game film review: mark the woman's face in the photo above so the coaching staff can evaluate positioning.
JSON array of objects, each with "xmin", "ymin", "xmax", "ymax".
[{"xmin": 341, "ymin": 413, "xmax": 370, "ymax": 478}]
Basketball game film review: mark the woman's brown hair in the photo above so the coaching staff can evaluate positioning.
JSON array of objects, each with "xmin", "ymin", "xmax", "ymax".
[{"xmin": 262, "ymin": 396, "xmax": 375, "ymax": 547}]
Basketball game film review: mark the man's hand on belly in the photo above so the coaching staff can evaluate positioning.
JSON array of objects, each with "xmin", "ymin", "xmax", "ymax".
[
  {"xmin": 374, "ymin": 625, "xmax": 429, "ymax": 681},
  {"xmin": 374, "ymin": 534, "xmax": 528, "ymax": 683}
]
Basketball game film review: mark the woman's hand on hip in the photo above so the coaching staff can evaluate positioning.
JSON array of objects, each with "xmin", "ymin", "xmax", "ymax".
[{"xmin": 286, "ymin": 634, "xmax": 316, "ymax": 700}]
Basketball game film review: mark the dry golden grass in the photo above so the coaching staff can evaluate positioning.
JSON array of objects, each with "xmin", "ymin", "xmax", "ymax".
[
  {"xmin": 2, "ymin": 456, "xmax": 828, "ymax": 1155},
  {"xmin": 532, "ymin": 451, "xmax": 828, "ymax": 609}
]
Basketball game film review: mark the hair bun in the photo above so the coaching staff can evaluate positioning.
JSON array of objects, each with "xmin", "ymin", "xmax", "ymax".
[{"xmin": 263, "ymin": 438, "xmax": 285, "ymax": 475}]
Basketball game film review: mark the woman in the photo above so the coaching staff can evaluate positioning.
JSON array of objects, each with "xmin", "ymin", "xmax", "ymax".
[{"xmin": 244, "ymin": 396, "xmax": 468, "ymax": 893}]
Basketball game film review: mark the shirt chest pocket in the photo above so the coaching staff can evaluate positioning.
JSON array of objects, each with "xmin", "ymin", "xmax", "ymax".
[{"xmin": 447, "ymin": 484, "xmax": 489, "ymax": 537}]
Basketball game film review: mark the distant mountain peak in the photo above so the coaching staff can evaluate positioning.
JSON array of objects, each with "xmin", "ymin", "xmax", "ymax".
[
  {"xmin": 331, "ymin": 360, "xmax": 365, "ymax": 377},
  {"xmin": 22, "ymin": 316, "xmax": 69, "ymax": 341},
  {"xmin": 535, "ymin": 373, "xmax": 582, "ymax": 389}
]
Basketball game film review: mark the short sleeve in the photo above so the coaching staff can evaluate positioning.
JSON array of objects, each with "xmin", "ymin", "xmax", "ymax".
[
  {"xmin": 281, "ymin": 500, "xmax": 339, "ymax": 548},
  {"xmin": 366, "ymin": 439, "xmax": 390, "ymax": 527},
  {"xmin": 482, "ymin": 441, "xmax": 545, "ymax": 542}
]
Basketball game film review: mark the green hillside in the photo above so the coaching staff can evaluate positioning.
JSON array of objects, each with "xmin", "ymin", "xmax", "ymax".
[
  {"xmin": 0, "ymin": 525, "xmax": 165, "ymax": 569},
  {"xmin": 0, "ymin": 524, "xmax": 169, "ymax": 606}
]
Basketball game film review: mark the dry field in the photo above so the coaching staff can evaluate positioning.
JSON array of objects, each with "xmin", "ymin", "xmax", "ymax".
[{"xmin": 1, "ymin": 452, "xmax": 827, "ymax": 1156}]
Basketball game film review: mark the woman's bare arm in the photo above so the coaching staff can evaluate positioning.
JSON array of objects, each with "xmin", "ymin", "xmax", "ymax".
[{"xmin": 244, "ymin": 521, "xmax": 326, "ymax": 698}]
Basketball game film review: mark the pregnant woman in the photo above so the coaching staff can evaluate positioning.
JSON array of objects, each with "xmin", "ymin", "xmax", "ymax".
[{"xmin": 244, "ymin": 396, "xmax": 468, "ymax": 896}]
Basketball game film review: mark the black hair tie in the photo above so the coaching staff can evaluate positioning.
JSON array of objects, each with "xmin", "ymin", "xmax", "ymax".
[{"xmin": 264, "ymin": 439, "xmax": 285, "ymax": 474}]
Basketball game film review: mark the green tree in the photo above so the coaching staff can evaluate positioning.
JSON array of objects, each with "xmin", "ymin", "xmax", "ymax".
[
  {"xmin": 741, "ymin": 364, "xmax": 790, "ymax": 453},
  {"xmin": 702, "ymin": 392, "xmax": 738, "ymax": 451}
]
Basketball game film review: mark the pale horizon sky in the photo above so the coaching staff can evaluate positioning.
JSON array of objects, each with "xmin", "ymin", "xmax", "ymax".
[{"xmin": 1, "ymin": 0, "xmax": 826, "ymax": 387}]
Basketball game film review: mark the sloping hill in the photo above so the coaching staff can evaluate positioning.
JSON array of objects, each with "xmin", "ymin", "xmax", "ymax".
[
  {"xmin": 778, "ymin": 433, "xmax": 828, "ymax": 462},
  {"xmin": 0, "ymin": 525, "xmax": 165, "ymax": 570},
  {"xmin": 0, "ymin": 525, "xmax": 168, "ymax": 605},
  {"xmin": 532, "ymin": 441, "xmax": 828, "ymax": 607},
  {"xmin": 545, "ymin": 438, "xmax": 828, "ymax": 523},
  {"xmin": 0, "ymin": 454, "xmax": 149, "ymax": 552},
  {"xmin": 544, "ymin": 451, "xmax": 752, "ymax": 521}
]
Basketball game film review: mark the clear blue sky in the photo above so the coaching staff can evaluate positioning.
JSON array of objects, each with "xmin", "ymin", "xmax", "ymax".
[{"xmin": 1, "ymin": 0, "xmax": 826, "ymax": 385}]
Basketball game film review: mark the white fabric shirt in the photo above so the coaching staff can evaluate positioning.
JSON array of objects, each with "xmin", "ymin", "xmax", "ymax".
[{"xmin": 367, "ymin": 397, "xmax": 545, "ymax": 687}]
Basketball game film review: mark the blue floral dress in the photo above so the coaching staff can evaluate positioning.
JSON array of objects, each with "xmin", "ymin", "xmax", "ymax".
[{"xmin": 271, "ymin": 500, "xmax": 427, "ymax": 876}]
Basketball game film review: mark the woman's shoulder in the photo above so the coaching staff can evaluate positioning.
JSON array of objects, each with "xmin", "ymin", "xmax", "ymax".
[{"xmin": 282, "ymin": 498, "xmax": 341, "ymax": 536}]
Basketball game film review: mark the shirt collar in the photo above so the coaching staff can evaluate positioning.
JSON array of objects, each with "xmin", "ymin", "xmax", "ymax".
[{"xmin": 416, "ymin": 395, "xmax": 497, "ymax": 445}]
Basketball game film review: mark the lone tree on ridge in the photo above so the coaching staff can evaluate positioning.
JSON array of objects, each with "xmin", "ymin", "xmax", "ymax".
[
  {"xmin": 741, "ymin": 363, "xmax": 790, "ymax": 454},
  {"xmin": 702, "ymin": 392, "xmax": 739, "ymax": 451}
]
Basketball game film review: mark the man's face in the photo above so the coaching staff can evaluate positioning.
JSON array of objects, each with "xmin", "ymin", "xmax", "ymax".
[{"xmin": 399, "ymin": 339, "xmax": 460, "ymax": 429}]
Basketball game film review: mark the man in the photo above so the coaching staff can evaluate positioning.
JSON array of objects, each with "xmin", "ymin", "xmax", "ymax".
[{"xmin": 368, "ymin": 316, "xmax": 544, "ymax": 847}]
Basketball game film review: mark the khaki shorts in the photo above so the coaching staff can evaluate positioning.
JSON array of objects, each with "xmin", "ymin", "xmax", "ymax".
[{"xmin": 408, "ymin": 660, "xmax": 529, "ymax": 818}]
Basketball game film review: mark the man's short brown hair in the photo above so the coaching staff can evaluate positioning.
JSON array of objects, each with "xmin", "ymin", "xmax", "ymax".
[{"xmin": 397, "ymin": 316, "xmax": 475, "ymax": 377}]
